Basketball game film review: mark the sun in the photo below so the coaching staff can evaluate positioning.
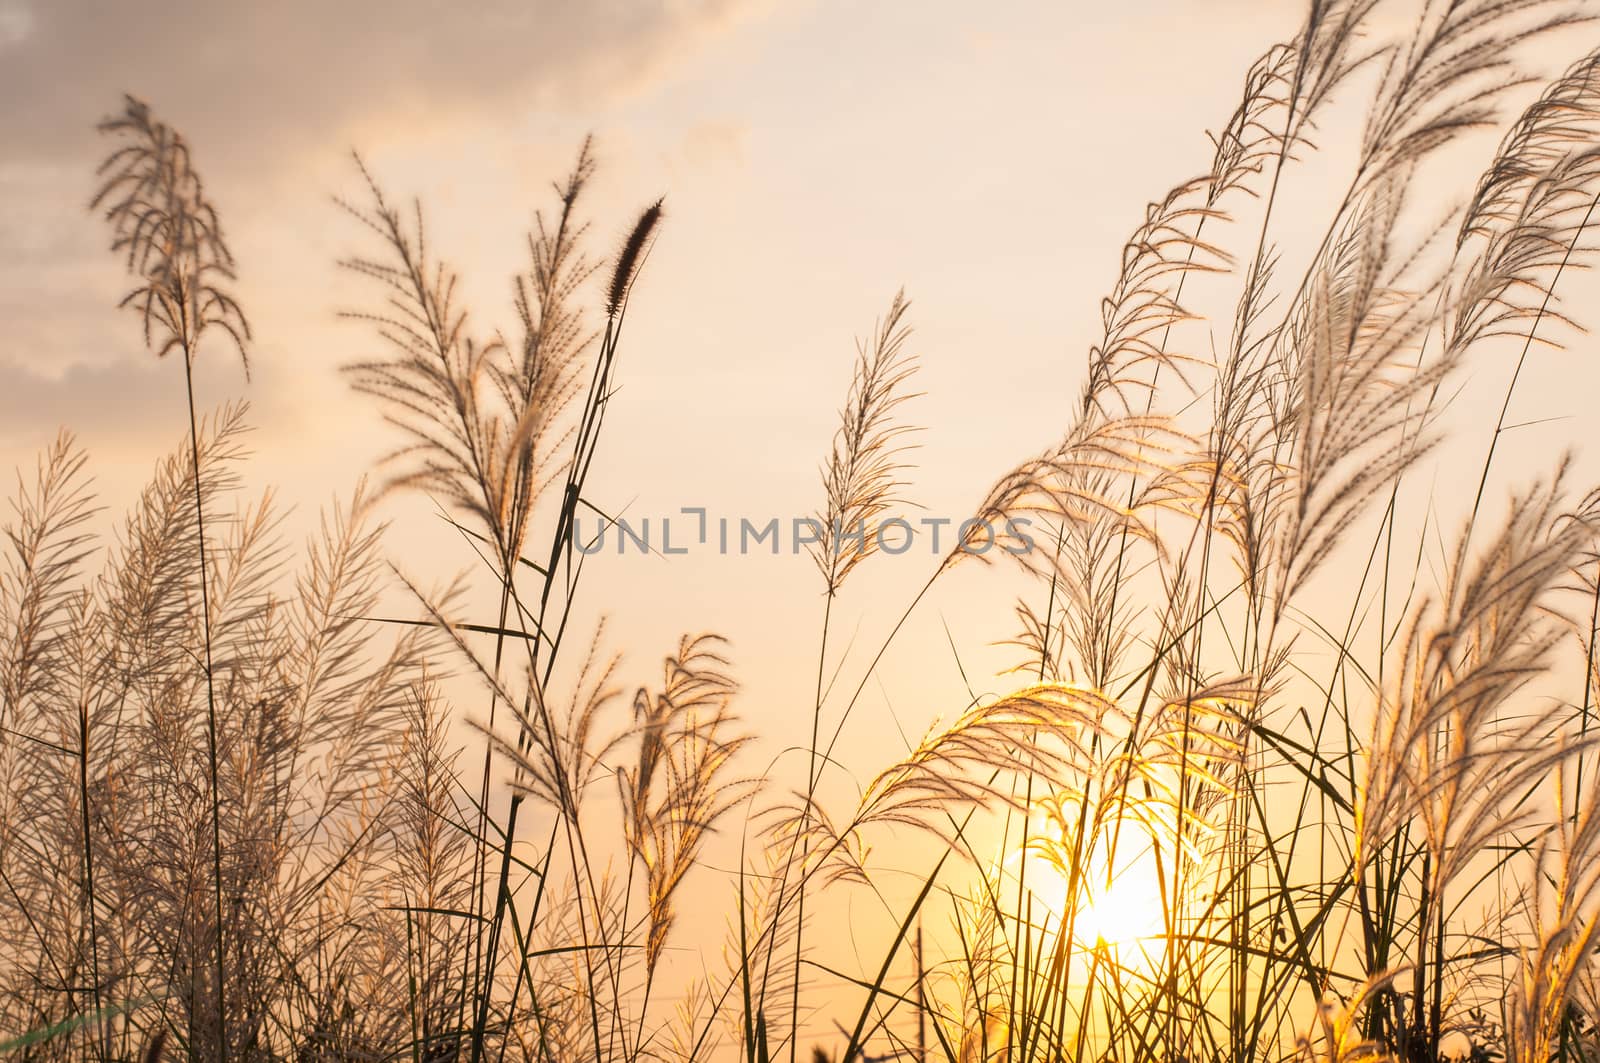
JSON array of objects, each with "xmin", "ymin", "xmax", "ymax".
[
  {"xmin": 1072, "ymin": 842, "xmax": 1168, "ymax": 953},
  {"xmin": 1008, "ymin": 812, "xmax": 1171, "ymax": 972}
]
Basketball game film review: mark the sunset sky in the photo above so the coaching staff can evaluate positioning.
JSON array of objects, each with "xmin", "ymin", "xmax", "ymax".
[
  {"xmin": 0, "ymin": 0, "xmax": 1338, "ymax": 762},
  {"xmin": 9, "ymin": 2, "xmax": 1600, "ymax": 1050}
]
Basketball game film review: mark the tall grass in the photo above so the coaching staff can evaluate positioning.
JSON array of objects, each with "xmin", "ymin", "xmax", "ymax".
[{"xmin": 10, "ymin": 2, "xmax": 1600, "ymax": 1060}]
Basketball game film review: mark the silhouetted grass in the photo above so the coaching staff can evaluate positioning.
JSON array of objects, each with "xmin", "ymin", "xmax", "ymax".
[{"xmin": 10, "ymin": 3, "xmax": 1600, "ymax": 1061}]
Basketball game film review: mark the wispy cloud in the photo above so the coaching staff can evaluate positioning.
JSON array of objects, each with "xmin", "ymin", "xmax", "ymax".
[
  {"xmin": 0, "ymin": 357, "xmax": 179, "ymax": 448},
  {"xmin": 0, "ymin": 0, "xmax": 765, "ymax": 175}
]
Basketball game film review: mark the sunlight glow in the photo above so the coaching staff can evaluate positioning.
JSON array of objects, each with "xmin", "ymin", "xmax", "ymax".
[
  {"xmin": 1010, "ymin": 811, "xmax": 1171, "ymax": 973},
  {"xmin": 1073, "ymin": 847, "xmax": 1167, "ymax": 952}
]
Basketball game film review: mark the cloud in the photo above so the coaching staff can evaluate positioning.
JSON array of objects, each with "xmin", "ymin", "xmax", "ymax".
[
  {"xmin": 0, "ymin": 0, "xmax": 770, "ymax": 392},
  {"xmin": 0, "ymin": 356, "xmax": 185, "ymax": 452},
  {"xmin": 0, "ymin": 335, "xmax": 301, "ymax": 455},
  {"xmin": 0, "ymin": 160, "xmax": 130, "ymax": 373},
  {"xmin": 0, "ymin": 0, "xmax": 762, "ymax": 178}
]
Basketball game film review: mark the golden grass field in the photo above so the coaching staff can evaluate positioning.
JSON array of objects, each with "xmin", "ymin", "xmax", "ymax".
[{"xmin": 10, "ymin": 2, "xmax": 1600, "ymax": 1061}]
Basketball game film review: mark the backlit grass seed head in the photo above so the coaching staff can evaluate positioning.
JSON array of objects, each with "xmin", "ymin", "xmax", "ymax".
[
  {"xmin": 91, "ymin": 95, "xmax": 251, "ymax": 370},
  {"xmin": 608, "ymin": 198, "xmax": 664, "ymax": 316},
  {"xmin": 812, "ymin": 290, "xmax": 922, "ymax": 593}
]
